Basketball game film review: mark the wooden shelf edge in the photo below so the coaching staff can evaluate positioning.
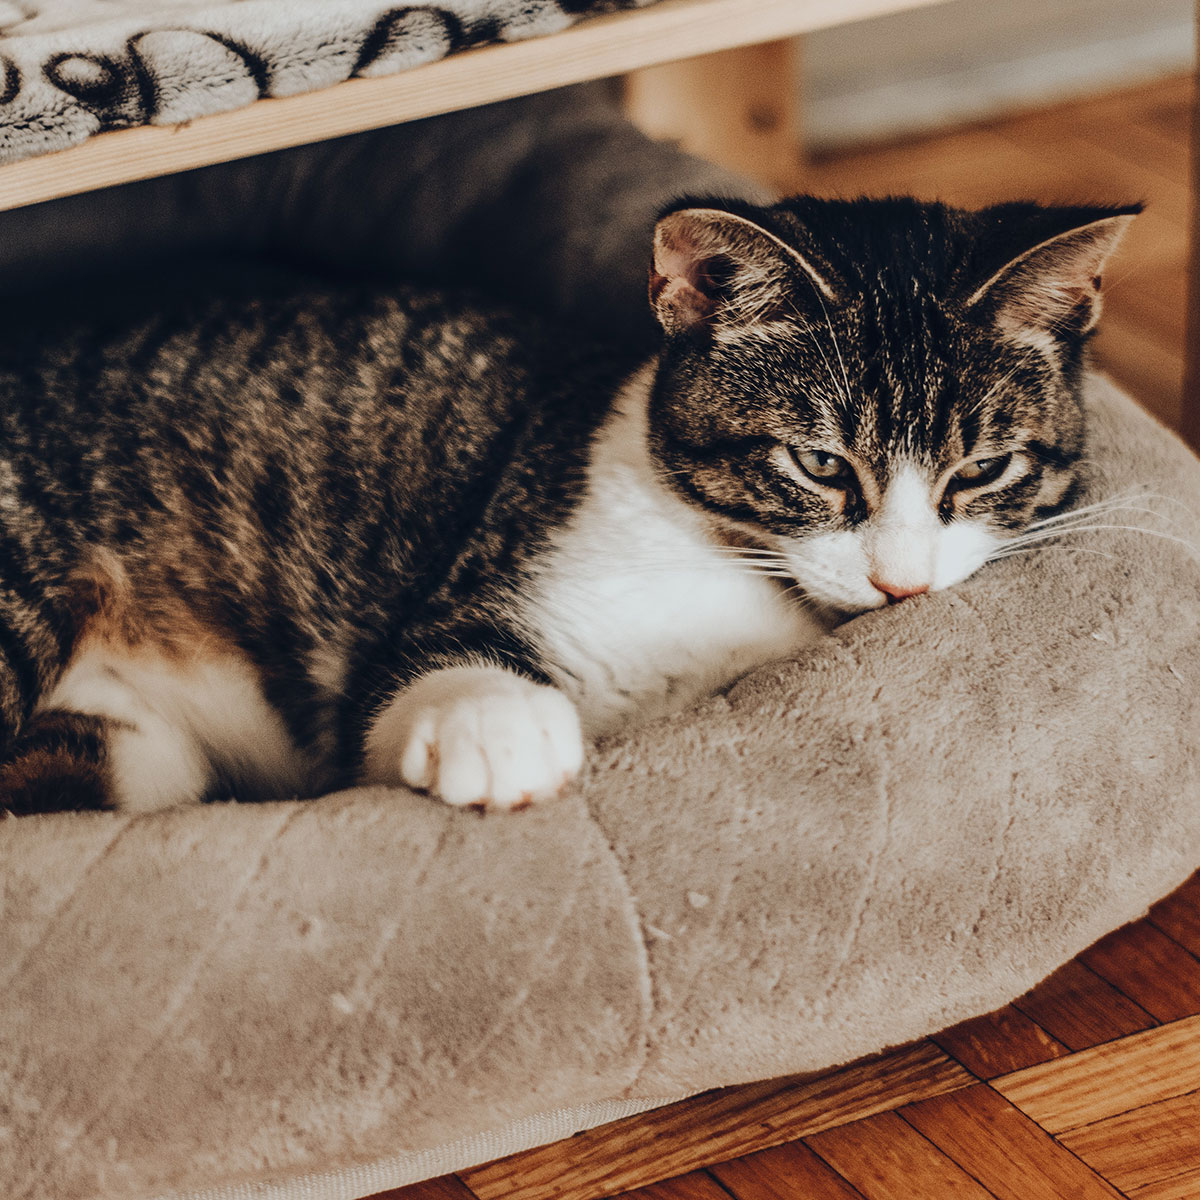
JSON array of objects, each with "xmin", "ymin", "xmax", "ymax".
[{"xmin": 0, "ymin": 0, "xmax": 947, "ymax": 212}]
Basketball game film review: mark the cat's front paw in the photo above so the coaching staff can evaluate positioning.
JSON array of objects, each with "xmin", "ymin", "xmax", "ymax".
[{"xmin": 362, "ymin": 666, "xmax": 584, "ymax": 810}]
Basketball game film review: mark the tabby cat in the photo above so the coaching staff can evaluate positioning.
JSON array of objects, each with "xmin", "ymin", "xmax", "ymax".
[{"xmin": 0, "ymin": 195, "xmax": 1135, "ymax": 815}]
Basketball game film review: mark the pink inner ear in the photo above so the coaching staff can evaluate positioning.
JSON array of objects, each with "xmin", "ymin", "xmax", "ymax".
[
  {"xmin": 650, "ymin": 272, "xmax": 717, "ymax": 329},
  {"xmin": 1000, "ymin": 276, "xmax": 1096, "ymax": 331},
  {"xmin": 652, "ymin": 226, "xmax": 721, "ymax": 329},
  {"xmin": 974, "ymin": 215, "xmax": 1135, "ymax": 336},
  {"xmin": 656, "ymin": 234, "xmax": 704, "ymax": 287}
]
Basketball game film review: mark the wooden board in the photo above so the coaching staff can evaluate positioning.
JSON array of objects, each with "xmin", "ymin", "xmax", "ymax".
[
  {"xmin": 460, "ymin": 1041, "xmax": 971, "ymax": 1200},
  {"xmin": 901, "ymin": 1086, "xmax": 1124, "ymax": 1200},
  {"xmin": 618, "ymin": 1174, "xmax": 735, "ymax": 1199},
  {"xmin": 1130, "ymin": 1166, "xmax": 1200, "ymax": 1200},
  {"xmin": 1013, "ymin": 958, "xmax": 1157, "ymax": 1052},
  {"xmin": 0, "ymin": 0, "xmax": 948, "ymax": 213},
  {"xmin": 623, "ymin": 38, "xmax": 802, "ymax": 190},
  {"xmin": 805, "ymin": 1109, "xmax": 995, "ymax": 1200},
  {"xmin": 930, "ymin": 1002, "xmax": 1068, "ymax": 1079},
  {"xmin": 1079, "ymin": 921, "xmax": 1200, "ymax": 1023},
  {"xmin": 1061, "ymin": 1091, "xmax": 1200, "ymax": 1196},
  {"xmin": 1149, "ymin": 873, "xmax": 1200, "ymax": 955},
  {"xmin": 386, "ymin": 1179, "xmax": 478, "ymax": 1200},
  {"xmin": 709, "ymin": 1141, "xmax": 866, "ymax": 1200},
  {"xmin": 992, "ymin": 1012, "xmax": 1200, "ymax": 1133}
]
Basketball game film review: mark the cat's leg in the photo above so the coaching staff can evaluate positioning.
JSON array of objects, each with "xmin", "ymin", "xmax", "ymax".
[
  {"xmin": 0, "ymin": 705, "xmax": 209, "ymax": 815},
  {"xmin": 360, "ymin": 665, "xmax": 584, "ymax": 811},
  {"xmin": 3, "ymin": 653, "xmax": 212, "ymax": 815},
  {"xmin": 0, "ymin": 592, "xmax": 130, "ymax": 815}
]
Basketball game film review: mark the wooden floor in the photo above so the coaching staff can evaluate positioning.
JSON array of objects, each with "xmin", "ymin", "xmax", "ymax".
[{"xmin": 380, "ymin": 74, "xmax": 1198, "ymax": 1200}]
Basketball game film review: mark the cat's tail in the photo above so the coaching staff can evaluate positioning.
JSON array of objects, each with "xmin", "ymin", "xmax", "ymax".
[
  {"xmin": 0, "ymin": 711, "xmax": 112, "ymax": 816},
  {"xmin": 0, "ymin": 592, "xmax": 110, "ymax": 816}
]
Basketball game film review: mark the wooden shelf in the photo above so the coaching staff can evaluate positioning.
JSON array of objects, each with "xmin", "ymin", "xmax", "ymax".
[{"xmin": 0, "ymin": 0, "xmax": 946, "ymax": 212}]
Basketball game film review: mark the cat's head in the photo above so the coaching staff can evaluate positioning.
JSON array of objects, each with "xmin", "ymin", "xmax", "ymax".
[{"xmin": 646, "ymin": 195, "xmax": 1138, "ymax": 614}]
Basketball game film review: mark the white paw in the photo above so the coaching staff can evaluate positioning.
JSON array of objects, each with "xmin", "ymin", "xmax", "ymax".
[{"xmin": 362, "ymin": 666, "xmax": 584, "ymax": 810}]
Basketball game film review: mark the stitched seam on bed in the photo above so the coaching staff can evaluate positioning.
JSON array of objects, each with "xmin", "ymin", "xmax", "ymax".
[
  {"xmin": 955, "ymin": 590, "xmax": 1021, "ymax": 950},
  {"xmin": 398, "ymin": 823, "xmax": 592, "ymax": 1106},
  {"xmin": 577, "ymin": 792, "xmax": 656, "ymax": 1097},
  {"xmin": 0, "ymin": 814, "xmax": 132, "ymax": 995},
  {"xmin": 27, "ymin": 803, "xmax": 306, "ymax": 1187}
]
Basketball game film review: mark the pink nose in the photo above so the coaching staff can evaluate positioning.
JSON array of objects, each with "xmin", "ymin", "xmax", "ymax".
[{"xmin": 870, "ymin": 578, "xmax": 930, "ymax": 605}]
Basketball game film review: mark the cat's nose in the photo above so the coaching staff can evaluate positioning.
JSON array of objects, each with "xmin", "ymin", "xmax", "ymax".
[{"xmin": 870, "ymin": 578, "xmax": 930, "ymax": 605}]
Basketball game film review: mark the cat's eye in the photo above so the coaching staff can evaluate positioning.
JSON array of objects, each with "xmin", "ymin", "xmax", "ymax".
[
  {"xmin": 952, "ymin": 453, "xmax": 1012, "ymax": 488},
  {"xmin": 792, "ymin": 448, "xmax": 853, "ymax": 485}
]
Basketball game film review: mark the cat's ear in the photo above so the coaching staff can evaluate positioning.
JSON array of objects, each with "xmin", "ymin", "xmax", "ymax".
[
  {"xmin": 965, "ymin": 209, "xmax": 1139, "ymax": 338},
  {"xmin": 650, "ymin": 207, "xmax": 835, "ymax": 335}
]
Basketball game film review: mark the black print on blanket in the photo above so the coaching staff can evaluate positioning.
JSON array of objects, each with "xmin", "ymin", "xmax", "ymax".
[{"xmin": 0, "ymin": 0, "xmax": 643, "ymax": 165}]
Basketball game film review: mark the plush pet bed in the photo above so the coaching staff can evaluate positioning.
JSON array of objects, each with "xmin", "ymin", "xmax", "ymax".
[{"xmin": 0, "ymin": 86, "xmax": 1198, "ymax": 1200}]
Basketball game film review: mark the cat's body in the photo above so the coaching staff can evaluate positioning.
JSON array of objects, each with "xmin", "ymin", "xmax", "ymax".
[{"xmin": 0, "ymin": 196, "xmax": 1136, "ymax": 814}]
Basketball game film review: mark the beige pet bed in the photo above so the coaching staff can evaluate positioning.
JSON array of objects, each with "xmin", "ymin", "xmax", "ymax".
[{"xmin": 1, "ymin": 88, "xmax": 1198, "ymax": 1200}]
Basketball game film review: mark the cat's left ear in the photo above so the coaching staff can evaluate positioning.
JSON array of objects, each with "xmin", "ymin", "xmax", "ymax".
[
  {"xmin": 649, "ymin": 207, "xmax": 835, "ymax": 335},
  {"xmin": 965, "ymin": 208, "xmax": 1139, "ymax": 338}
]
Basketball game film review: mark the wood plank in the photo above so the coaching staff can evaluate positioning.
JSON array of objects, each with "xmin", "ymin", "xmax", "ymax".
[
  {"xmin": 369, "ymin": 1178, "xmax": 479, "ymax": 1200},
  {"xmin": 1006, "ymin": 108, "xmax": 1188, "ymax": 205},
  {"xmin": 1059, "ymin": 1090, "xmax": 1200, "ymax": 1195},
  {"xmin": 931, "ymin": 1004, "xmax": 1068, "ymax": 1078},
  {"xmin": 901, "ymin": 1085, "xmax": 1123, "ymax": 1200},
  {"xmin": 806, "ymin": 1110, "xmax": 996, "ymax": 1199},
  {"xmin": 625, "ymin": 37, "xmax": 802, "ymax": 190},
  {"xmin": 617, "ymin": 1172, "xmax": 732, "ymax": 1199},
  {"xmin": 810, "ymin": 127, "xmax": 1056, "ymax": 205},
  {"xmin": 1133, "ymin": 76, "xmax": 1194, "ymax": 142},
  {"xmin": 1130, "ymin": 1165, "xmax": 1200, "ymax": 1200},
  {"xmin": 1104, "ymin": 263, "xmax": 1190, "ymax": 352},
  {"xmin": 710, "ymin": 1141, "xmax": 866, "ymax": 1200},
  {"xmin": 1013, "ymin": 959, "xmax": 1157, "ymax": 1052},
  {"xmin": 1182, "ymin": 49, "xmax": 1200, "ymax": 451},
  {"xmin": 992, "ymin": 1013, "xmax": 1200, "ymax": 1133},
  {"xmin": 1012, "ymin": 135, "xmax": 1189, "ymax": 226},
  {"xmin": 1079, "ymin": 921, "xmax": 1200, "ymax": 1023},
  {"xmin": 1148, "ymin": 873, "xmax": 1200, "ymax": 955},
  {"xmin": 0, "ymin": 0, "xmax": 949, "ymax": 213},
  {"xmin": 462, "ymin": 1042, "xmax": 972, "ymax": 1200},
  {"xmin": 1092, "ymin": 316, "xmax": 1184, "ymax": 430}
]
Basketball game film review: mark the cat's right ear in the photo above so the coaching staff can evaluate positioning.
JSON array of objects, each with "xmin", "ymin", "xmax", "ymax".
[
  {"xmin": 650, "ymin": 207, "xmax": 835, "ymax": 336},
  {"xmin": 965, "ymin": 208, "xmax": 1139, "ymax": 338}
]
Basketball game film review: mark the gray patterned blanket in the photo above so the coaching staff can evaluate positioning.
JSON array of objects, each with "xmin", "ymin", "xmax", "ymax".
[{"xmin": 0, "ymin": 0, "xmax": 648, "ymax": 165}]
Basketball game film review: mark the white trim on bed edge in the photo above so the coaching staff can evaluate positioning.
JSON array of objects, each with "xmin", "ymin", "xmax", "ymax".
[{"xmin": 154, "ymin": 1093, "xmax": 691, "ymax": 1200}]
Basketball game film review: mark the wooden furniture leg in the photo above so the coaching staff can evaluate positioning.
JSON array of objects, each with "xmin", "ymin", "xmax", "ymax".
[
  {"xmin": 1183, "ymin": 56, "xmax": 1200, "ymax": 450},
  {"xmin": 622, "ymin": 37, "xmax": 803, "ymax": 192}
]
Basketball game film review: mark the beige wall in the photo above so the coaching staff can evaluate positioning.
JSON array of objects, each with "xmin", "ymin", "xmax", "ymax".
[{"xmin": 804, "ymin": 0, "xmax": 1194, "ymax": 148}]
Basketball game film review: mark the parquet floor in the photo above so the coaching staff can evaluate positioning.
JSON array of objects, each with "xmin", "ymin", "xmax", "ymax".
[{"xmin": 378, "ymin": 74, "xmax": 1198, "ymax": 1200}]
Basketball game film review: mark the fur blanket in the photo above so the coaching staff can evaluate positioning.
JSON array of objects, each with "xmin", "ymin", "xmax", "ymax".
[{"xmin": 0, "ymin": 0, "xmax": 653, "ymax": 165}]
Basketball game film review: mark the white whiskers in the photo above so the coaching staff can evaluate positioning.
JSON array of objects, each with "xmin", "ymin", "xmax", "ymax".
[{"xmin": 987, "ymin": 488, "xmax": 1200, "ymax": 566}]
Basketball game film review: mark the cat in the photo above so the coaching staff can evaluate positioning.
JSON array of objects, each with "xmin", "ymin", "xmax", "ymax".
[{"xmin": 0, "ymin": 194, "xmax": 1136, "ymax": 815}]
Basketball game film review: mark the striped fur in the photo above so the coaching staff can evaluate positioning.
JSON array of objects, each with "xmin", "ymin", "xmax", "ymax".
[{"xmin": 0, "ymin": 196, "xmax": 1135, "ymax": 813}]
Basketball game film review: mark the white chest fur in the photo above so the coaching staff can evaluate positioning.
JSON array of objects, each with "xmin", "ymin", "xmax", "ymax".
[{"xmin": 518, "ymin": 366, "xmax": 823, "ymax": 736}]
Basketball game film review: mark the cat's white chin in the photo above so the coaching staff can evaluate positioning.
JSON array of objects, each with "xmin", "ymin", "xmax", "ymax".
[{"xmin": 782, "ymin": 517, "xmax": 1004, "ymax": 615}]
